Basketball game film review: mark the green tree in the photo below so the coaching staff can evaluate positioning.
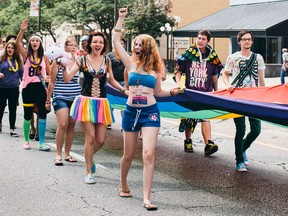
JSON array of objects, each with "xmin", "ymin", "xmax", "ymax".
[{"xmin": 124, "ymin": 0, "xmax": 173, "ymax": 45}]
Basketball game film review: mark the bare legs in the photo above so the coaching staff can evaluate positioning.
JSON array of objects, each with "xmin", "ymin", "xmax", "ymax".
[
  {"xmin": 82, "ymin": 122, "xmax": 106, "ymax": 175},
  {"xmin": 120, "ymin": 127, "xmax": 159, "ymax": 204},
  {"xmin": 55, "ymin": 107, "xmax": 76, "ymax": 160}
]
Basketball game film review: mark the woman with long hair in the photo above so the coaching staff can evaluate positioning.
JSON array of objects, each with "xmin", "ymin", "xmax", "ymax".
[
  {"xmin": 46, "ymin": 36, "xmax": 81, "ymax": 166},
  {"xmin": 61, "ymin": 32, "xmax": 128, "ymax": 184},
  {"xmin": 16, "ymin": 19, "xmax": 51, "ymax": 151},
  {"xmin": 0, "ymin": 39, "xmax": 23, "ymax": 136},
  {"xmin": 113, "ymin": 8, "xmax": 182, "ymax": 210}
]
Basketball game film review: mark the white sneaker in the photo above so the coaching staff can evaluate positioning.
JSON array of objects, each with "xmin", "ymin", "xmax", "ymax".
[
  {"xmin": 236, "ymin": 162, "xmax": 247, "ymax": 172},
  {"xmin": 39, "ymin": 144, "xmax": 50, "ymax": 151},
  {"xmin": 85, "ymin": 174, "xmax": 96, "ymax": 184}
]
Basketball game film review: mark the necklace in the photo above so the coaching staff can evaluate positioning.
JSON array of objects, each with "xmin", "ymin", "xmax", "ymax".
[
  {"xmin": 7, "ymin": 57, "xmax": 19, "ymax": 72},
  {"xmin": 28, "ymin": 55, "xmax": 42, "ymax": 67},
  {"xmin": 87, "ymin": 56, "xmax": 105, "ymax": 77}
]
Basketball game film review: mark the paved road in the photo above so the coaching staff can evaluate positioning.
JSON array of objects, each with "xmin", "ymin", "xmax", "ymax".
[{"xmin": 1, "ymin": 75, "xmax": 288, "ymax": 216}]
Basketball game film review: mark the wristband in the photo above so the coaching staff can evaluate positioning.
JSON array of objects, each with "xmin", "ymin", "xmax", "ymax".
[{"xmin": 114, "ymin": 28, "xmax": 122, "ymax": 32}]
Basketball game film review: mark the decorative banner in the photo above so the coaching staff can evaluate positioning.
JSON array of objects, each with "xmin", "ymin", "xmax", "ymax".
[
  {"xmin": 30, "ymin": 0, "xmax": 39, "ymax": 17},
  {"xmin": 106, "ymin": 84, "xmax": 288, "ymax": 127}
]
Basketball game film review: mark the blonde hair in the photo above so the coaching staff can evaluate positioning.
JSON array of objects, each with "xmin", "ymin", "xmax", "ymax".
[{"xmin": 132, "ymin": 34, "xmax": 162, "ymax": 74}]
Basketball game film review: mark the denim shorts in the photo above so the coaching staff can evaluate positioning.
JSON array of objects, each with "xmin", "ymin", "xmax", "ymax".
[
  {"xmin": 122, "ymin": 103, "xmax": 160, "ymax": 132},
  {"xmin": 52, "ymin": 99, "xmax": 73, "ymax": 112}
]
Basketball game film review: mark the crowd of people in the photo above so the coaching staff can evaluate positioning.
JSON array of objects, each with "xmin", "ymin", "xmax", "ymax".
[{"xmin": 0, "ymin": 7, "xmax": 270, "ymax": 211}]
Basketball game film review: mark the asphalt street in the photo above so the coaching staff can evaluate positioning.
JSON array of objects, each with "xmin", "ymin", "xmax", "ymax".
[{"xmin": 0, "ymin": 75, "xmax": 288, "ymax": 216}]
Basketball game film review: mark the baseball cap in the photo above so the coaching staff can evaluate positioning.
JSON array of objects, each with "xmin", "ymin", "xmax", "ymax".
[{"xmin": 80, "ymin": 35, "xmax": 89, "ymax": 42}]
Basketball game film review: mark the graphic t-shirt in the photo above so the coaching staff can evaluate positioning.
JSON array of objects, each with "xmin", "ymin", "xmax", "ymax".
[{"xmin": 224, "ymin": 51, "xmax": 265, "ymax": 88}]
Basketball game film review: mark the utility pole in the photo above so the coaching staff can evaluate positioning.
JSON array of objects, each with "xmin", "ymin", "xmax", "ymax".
[
  {"xmin": 38, "ymin": 0, "xmax": 41, "ymax": 32},
  {"xmin": 114, "ymin": 0, "xmax": 118, "ymax": 26}
]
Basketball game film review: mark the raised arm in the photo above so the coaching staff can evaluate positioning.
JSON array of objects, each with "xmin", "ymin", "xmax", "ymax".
[
  {"xmin": 16, "ymin": 19, "xmax": 29, "ymax": 61},
  {"xmin": 112, "ymin": 8, "xmax": 134, "ymax": 71}
]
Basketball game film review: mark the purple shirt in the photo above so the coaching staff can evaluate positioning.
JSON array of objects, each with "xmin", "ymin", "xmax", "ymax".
[{"xmin": 176, "ymin": 53, "xmax": 218, "ymax": 92}]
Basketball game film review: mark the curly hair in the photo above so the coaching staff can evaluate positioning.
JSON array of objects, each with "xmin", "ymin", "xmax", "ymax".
[
  {"xmin": 132, "ymin": 34, "xmax": 162, "ymax": 74},
  {"xmin": 87, "ymin": 32, "xmax": 109, "ymax": 55},
  {"xmin": 0, "ymin": 41, "xmax": 23, "ymax": 69}
]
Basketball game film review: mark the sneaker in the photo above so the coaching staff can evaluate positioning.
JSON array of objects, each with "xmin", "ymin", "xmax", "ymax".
[
  {"xmin": 204, "ymin": 140, "xmax": 218, "ymax": 156},
  {"xmin": 236, "ymin": 162, "xmax": 247, "ymax": 172},
  {"xmin": 39, "ymin": 144, "xmax": 50, "ymax": 151},
  {"xmin": 243, "ymin": 151, "xmax": 249, "ymax": 166},
  {"xmin": 91, "ymin": 162, "xmax": 96, "ymax": 174},
  {"xmin": 85, "ymin": 174, "xmax": 96, "ymax": 184},
  {"xmin": 23, "ymin": 142, "xmax": 31, "ymax": 150},
  {"xmin": 10, "ymin": 131, "xmax": 19, "ymax": 137},
  {"xmin": 184, "ymin": 139, "xmax": 194, "ymax": 153},
  {"xmin": 179, "ymin": 119, "xmax": 186, "ymax": 132}
]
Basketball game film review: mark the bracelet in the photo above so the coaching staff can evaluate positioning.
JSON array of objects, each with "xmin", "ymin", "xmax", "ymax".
[
  {"xmin": 114, "ymin": 28, "xmax": 122, "ymax": 32},
  {"xmin": 170, "ymin": 89, "xmax": 175, "ymax": 96}
]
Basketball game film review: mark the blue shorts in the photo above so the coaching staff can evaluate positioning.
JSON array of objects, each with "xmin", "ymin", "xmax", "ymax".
[
  {"xmin": 122, "ymin": 104, "xmax": 160, "ymax": 132},
  {"xmin": 52, "ymin": 99, "xmax": 73, "ymax": 112}
]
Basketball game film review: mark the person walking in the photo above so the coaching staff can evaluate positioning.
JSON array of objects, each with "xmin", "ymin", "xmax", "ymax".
[
  {"xmin": 113, "ymin": 7, "xmax": 182, "ymax": 211},
  {"xmin": 222, "ymin": 30, "xmax": 266, "ymax": 172},
  {"xmin": 280, "ymin": 48, "xmax": 288, "ymax": 84},
  {"xmin": 46, "ymin": 36, "xmax": 81, "ymax": 166},
  {"xmin": 16, "ymin": 19, "xmax": 51, "ymax": 151},
  {"xmin": 0, "ymin": 39, "xmax": 23, "ymax": 136},
  {"xmin": 61, "ymin": 32, "xmax": 128, "ymax": 184},
  {"xmin": 174, "ymin": 30, "xmax": 223, "ymax": 155},
  {"xmin": 107, "ymin": 37, "xmax": 128, "ymax": 129}
]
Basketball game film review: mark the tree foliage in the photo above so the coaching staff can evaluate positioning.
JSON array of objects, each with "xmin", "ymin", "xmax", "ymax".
[{"xmin": 0, "ymin": 0, "xmax": 173, "ymax": 49}]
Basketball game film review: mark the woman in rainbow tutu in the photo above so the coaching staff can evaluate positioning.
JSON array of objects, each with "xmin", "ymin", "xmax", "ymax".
[{"xmin": 61, "ymin": 32, "xmax": 128, "ymax": 184}]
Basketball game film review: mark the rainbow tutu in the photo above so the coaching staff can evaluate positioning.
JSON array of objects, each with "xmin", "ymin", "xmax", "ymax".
[{"xmin": 70, "ymin": 95, "xmax": 114, "ymax": 125}]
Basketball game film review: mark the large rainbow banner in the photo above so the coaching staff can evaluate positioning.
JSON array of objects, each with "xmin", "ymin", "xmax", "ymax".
[{"xmin": 106, "ymin": 84, "xmax": 288, "ymax": 127}]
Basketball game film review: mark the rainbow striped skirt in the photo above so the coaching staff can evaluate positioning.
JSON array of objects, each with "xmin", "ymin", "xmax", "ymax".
[{"xmin": 70, "ymin": 95, "xmax": 114, "ymax": 125}]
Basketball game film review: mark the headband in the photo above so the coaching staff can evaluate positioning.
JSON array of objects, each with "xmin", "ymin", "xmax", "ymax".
[{"xmin": 29, "ymin": 35, "xmax": 42, "ymax": 43}]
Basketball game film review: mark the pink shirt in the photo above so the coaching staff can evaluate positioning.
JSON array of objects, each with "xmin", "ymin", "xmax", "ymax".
[{"xmin": 22, "ymin": 57, "xmax": 46, "ymax": 89}]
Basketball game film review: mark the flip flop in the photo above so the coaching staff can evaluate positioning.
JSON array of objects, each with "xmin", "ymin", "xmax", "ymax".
[
  {"xmin": 143, "ymin": 202, "xmax": 158, "ymax": 211},
  {"xmin": 117, "ymin": 185, "xmax": 132, "ymax": 198},
  {"xmin": 64, "ymin": 156, "xmax": 77, "ymax": 163},
  {"xmin": 54, "ymin": 158, "xmax": 64, "ymax": 166}
]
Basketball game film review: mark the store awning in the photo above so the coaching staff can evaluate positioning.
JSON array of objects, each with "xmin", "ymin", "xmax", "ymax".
[{"xmin": 173, "ymin": 1, "xmax": 288, "ymax": 37}]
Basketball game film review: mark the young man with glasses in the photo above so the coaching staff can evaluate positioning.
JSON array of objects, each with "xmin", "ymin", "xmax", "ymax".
[{"xmin": 222, "ymin": 30, "xmax": 266, "ymax": 172}]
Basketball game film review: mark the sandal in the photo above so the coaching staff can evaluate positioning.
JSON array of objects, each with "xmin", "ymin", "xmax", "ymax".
[
  {"xmin": 64, "ymin": 156, "xmax": 77, "ymax": 163},
  {"xmin": 54, "ymin": 158, "xmax": 64, "ymax": 166},
  {"xmin": 143, "ymin": 202, "xmax": 158, "ymax": 211},
  {"xmin": 117, "ymin": 185, "xmax": 132, "ymax": 198}
]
